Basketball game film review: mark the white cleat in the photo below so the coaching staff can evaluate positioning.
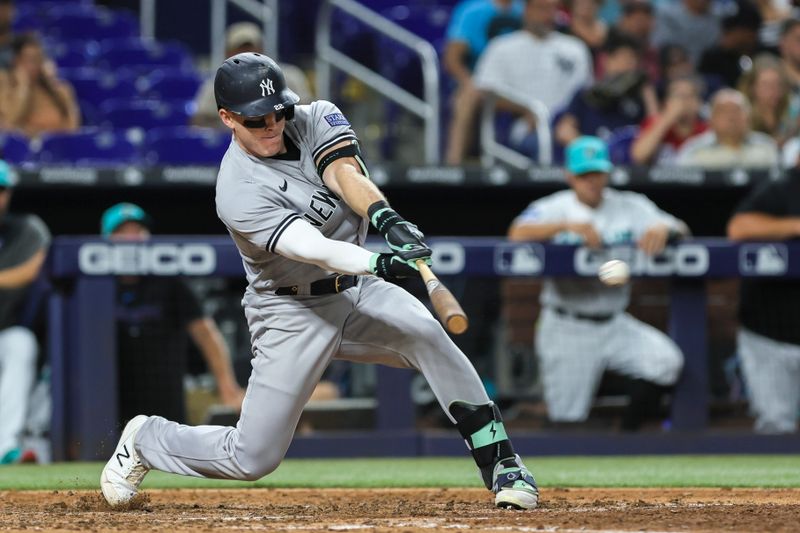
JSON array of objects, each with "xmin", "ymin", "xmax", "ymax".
[
  {"xmin": 493, "ymin": 454, "xmax": 540, "ymax": 510},
  {"xmin": 100, "ymin": 415, "xmax": 150, "ymax": 507}
]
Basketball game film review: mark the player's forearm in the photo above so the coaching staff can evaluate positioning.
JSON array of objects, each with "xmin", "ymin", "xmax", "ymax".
[
  {"xmin": 188, "ymin": 318, "xmax": 239, "ymax": 391},
  {"xmin": 274, "ymin": 219, "xmax": 374, "ymax": 275},
  {"xmin": 330, "ymin": 161, "xmax": 385, "ymax": 218},
  {"xmin": 727, "ymin": 213, "xmax": 800, "ymax": 241},
  {"xmin": 507, "ymin": 222, "xmax": 567, "ymax": 242}
]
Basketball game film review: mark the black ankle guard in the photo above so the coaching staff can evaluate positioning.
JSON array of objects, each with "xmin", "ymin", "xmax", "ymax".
[{"xmin": 449, "ymin": 401, "xmax": 516, "ymax": 489}]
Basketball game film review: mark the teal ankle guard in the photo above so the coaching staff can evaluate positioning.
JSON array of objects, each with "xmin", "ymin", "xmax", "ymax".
[{"xmin": 449, "ymin": 401, "xmax": 515, "ymax": 489}]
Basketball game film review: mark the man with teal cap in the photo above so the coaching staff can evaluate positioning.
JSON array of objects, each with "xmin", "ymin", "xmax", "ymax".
[
  {"xmin": 100, "ymin": 202, "xmax": 152, "ymax": 238},
  {"xmin": 0, "ymin": 159, "xmax": 50, "ymax": 464},
  {"xmin": 507, "ymin": 136, "xmax": 689, "ymax": 430},
  {"xmin": 99, "ymin": 202, "xmax": 245, "ymax": 430}
]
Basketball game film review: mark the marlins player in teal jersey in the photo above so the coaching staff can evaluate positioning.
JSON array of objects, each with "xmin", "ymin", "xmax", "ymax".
[{"xmin": 101, "ymin": 53, "xmax": 538, "ymax": 510}]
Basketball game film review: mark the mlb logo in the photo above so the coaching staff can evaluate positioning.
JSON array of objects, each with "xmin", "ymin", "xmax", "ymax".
[
  {"xmin": 494, "ymin": 243, "xmax": 544, "ymax": 275},
  {"xmin": 739, "ymin": 244, "xmax": 788, "ymax": 276}
]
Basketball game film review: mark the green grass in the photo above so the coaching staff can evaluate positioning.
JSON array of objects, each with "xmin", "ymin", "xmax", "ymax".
[{"xmin": 2, "ymin": 456, "xmax": 800, "ymax": 491}]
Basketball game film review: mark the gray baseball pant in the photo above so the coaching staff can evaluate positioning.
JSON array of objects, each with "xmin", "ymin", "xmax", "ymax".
[{"xmin": 134, "ymin": 275, "xmax": 488, "ymax": 479}]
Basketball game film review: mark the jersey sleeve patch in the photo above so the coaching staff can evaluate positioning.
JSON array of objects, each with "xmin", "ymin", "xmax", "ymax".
[{"xmin": 324, "ymin": 113, "xmax": 350, "ymax": 127}]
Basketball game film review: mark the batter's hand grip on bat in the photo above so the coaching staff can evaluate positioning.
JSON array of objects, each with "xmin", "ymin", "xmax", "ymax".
[{"xmin": 415, "ymin": 260, "xmax": 469, "ymax": 335}]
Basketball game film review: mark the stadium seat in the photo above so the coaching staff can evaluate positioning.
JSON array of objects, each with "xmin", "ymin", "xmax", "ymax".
[
  {"xmin": 46, "ymin": 8, "xmax": 139, "ymax": 42},
  {"xmin": 94, "ymin": 39, "xmax": 193, "ymax": 72},
  {"xmin": 0, "ymin": 133, "xmax": 32, "ymax": 165},
  {"xmin": 99, "ymin": 99, "xmax": 193, "ymax": 130},
  {"xmin": 139, "ymin": 71, "xmax": 203, "ymax": 101},
  {"xmin": 48, "ymin": 40, "xmax": 100, "ymax": 70},
  {"xmin": 38, "ymin": 129, "xmax": 139, "ymax": 165},
  {"xmin": 141, "ymin": 127, "xmax": 231, "ymax": 165},
  {"xmin": 60, "ymin": 68, "xmax": 138, "ymax": 105}
]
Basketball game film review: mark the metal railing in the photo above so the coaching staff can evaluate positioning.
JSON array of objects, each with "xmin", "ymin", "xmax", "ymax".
[
  {"xmin": 140, "ymin": 0, "xmax": 279, "ymax": 66},
  {"xmin": 480, "ymin": 86, "xmax": 552, "ymax": 169},
  {"xmin": 315, "ymin": 0, "xmax": 441, "ymax": 164}
]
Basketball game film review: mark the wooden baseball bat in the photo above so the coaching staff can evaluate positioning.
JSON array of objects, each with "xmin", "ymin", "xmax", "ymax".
[{"xmin": 415, "ymin": 259, "xmax": 469, "ymax": 335}]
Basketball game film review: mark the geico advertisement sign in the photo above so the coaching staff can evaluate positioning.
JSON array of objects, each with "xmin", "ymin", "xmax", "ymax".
[
  {"xmin": 575, "ymin": 244, "xmax": 709, "ymax": 276},
  {"xmin": 79, "ymin": 243, "xmax": 217, "ymax": 275}
]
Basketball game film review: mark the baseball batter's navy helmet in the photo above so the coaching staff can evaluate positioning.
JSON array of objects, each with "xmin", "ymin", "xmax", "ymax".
[{"xmin": 214, "ymin": 52, "xmax": 300, "ymax": 119}]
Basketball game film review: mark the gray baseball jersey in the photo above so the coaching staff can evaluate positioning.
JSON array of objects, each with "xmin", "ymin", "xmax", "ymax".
[
  {"xmin": 216, "ymin": 100, "xmax": 368, "ymax": 293},
  {"xmin": 132, "ymin": 101, "xmax": 490, "ymax": 481}
]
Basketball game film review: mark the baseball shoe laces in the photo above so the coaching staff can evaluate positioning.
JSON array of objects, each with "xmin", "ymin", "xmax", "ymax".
[
  {"xmin": 492, "ymin": 454, "xmax": 539, "ymax": 510},
  {"xmin": 100, "ymin": 415, "xmax": 150, "ymax": 507}
]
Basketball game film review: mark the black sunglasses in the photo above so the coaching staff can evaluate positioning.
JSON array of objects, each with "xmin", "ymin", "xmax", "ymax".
[{"xmin": 242, "ymin": 109, "xmax": 287, "ymax": 129}]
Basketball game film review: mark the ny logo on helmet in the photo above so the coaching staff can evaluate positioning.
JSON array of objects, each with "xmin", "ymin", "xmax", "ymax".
[{"xmin": 260, "ymin": 78, "xmax": 274, "ymax": 97}]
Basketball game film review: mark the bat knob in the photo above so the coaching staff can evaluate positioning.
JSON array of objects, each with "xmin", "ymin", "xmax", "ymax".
[{"xmin": 447, "ymin": 315, "xmax": 469, "ymax": 335}]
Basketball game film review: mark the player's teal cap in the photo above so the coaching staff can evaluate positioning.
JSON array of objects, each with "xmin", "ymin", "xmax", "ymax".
[
  {"xmin": 0, "ymin": 160, "xmax": 17, "ymax": 188},
  {"xmin": 565, "ymin": 136, "xmax": 613, "ymax": 175},
  {"xmin": 101, "ymin": 202, "xmax": 150, "ymax": 236}
]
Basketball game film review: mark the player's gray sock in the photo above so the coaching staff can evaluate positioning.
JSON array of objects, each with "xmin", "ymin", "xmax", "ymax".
[{"xmin": 449, "ymin": 400, "xmax": 516, "ymax": 490}]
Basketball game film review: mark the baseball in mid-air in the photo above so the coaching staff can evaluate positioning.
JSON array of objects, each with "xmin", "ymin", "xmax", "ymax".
[{"xmin": 598, "ymin": 259, "xmax": 630, "ymax": 286}]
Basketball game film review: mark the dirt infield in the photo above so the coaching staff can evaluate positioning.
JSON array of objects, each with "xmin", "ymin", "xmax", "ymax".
[{"xmin": 1, "ymin": 487, "xmax": 798, "ymax": 532}]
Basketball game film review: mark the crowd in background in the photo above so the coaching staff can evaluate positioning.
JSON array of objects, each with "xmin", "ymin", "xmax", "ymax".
[{"xmin": 444, "ymin": 0, "xmax": 800, "ymax": 169}]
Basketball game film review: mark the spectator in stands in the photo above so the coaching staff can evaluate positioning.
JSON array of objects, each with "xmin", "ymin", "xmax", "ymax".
[
  {"xmin": 652, "ymin": 0, "xmax": 721, "ymax": 66},
  {"xmin": 101, "ymin": 203, "xmax": 245, "ymax": 427},
  {"xmin": 0, "ymin": 33, "xmax": 80, "ymax": 138},
  {"xmin": 697, "ymin": 2, "xmax": 763, "ymax": 89},
  {"xmin": 0, "ymin": 160, "xmax": 49, "ymax": 464},
  {"xmin": 558, "ymin": 0, "xmax": 608, "ymax": 56},
  {"xmin": 738, "ymin": 54, "xmax": 797, "ymax": 146},
  {"xmin": 727, "ymin": 168, "xmax": 800, "ymax": 434},
  {"xmin": 473, "ymin": 0, "xmax": 592, "ymax": 160},
  {"xmin": 193, "ymin": 22, "xmax": 312, "ymax": 128},
  {"xmin": 676, "ymin": 88, "xmax": 779, "ymax": 168},
  {"xmin": 507, "ymin": 136, "xmax": 686, "ymax": 430},
  {"xmin": 0, "ymin": 0, "xmax": 14, "ymax": 69},
  {"xmin": 631, "ymin": 75, "xmax": 708, "ymax": 165},
  {"xmin": 607, "ymin": 0, "xmax": 658, "ymax": 81},
  {"xmin": 658, "ymin": 44, "xmax": 695, "ymax": 88},
  {"xmin": 779, "ymin": 19, "xmax": 800, "ymax": 113},
  {"xmin": 755, "ymin": 0, "xmax": 793, "ymax": 50},
  {"xmin": 554, "ymin": 34, "xmax": 657, "ymax": 153},
  {"xmin": 443, "ymin": 0, "xmax": 523, "ymax": 165}
]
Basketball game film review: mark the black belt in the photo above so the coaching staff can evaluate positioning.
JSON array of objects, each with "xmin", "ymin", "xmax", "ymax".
[
  {"xmin": 552, "ymin": 307, "xmax": 615, "ymax": 323},
  {"xmin": 275, "ymin": 275, "xmax": 358, "ymax": 296}
]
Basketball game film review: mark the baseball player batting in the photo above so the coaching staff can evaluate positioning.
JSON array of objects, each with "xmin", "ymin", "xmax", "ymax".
[{"xmin": 100, "ymin": 53, "xmax": 538, "ymax": 510}]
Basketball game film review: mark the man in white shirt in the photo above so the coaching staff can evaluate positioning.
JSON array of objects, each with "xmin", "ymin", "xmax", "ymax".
[
  {"xmin": 676, "ymin": 89, "xmax": 779, "ymax": 169},
  {"xmin": 508, "ymin": 136, "xmax": 686, "ymax": 429},
  {"xmin": 472, "ymin": 0, "xmax": 592, "ymax": 159}
]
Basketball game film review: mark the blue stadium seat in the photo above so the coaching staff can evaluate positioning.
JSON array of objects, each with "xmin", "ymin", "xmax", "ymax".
[
  {"xmin": 48, "ymin": 40, "xmax": 100, "ymax": 70},
  {"xmin": 139, "ymin": 71, "xmax": 203, "ymax": 101},
  {"xmin": 94, "ymin": 39, "xmax": 193, "ymax": 72},
  {"xmin": 607, "ymin": 125, "xmax": 640, "ymax": 165},
  {"xmin": 0, "ymin": 133, "xmax": 32, "ymax": 164},
  {"xmin": 99, "ymin": 99, "xmax": 193, "ymax": 130},
  {"xmin": 60, "ymin": 68, "xmax": 138, "ymax": 105},
  {"xmin": 142, "ymin": 127, "xmax": 231, "ymax": 165},
  {"xmin": 381, "ymin": 4, "xmax": 451, "ymax": 42},
  {"xmin": 38, "ymin": 129, "xmax": 139, "ymax": 165},
  {"xmin": 46, "ymin": 8, "xmax": 139, "ymax": 42}
]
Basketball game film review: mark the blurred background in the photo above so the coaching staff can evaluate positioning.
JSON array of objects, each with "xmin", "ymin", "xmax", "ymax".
[{"xmin": 1, "ymin": 0, "xmax": 800, "ymax": 465}]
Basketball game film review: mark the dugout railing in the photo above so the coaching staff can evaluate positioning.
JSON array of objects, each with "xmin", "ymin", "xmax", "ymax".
[{"xmin": 47, "ymin": 237, "xmax": 800, "ymax": 460}]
